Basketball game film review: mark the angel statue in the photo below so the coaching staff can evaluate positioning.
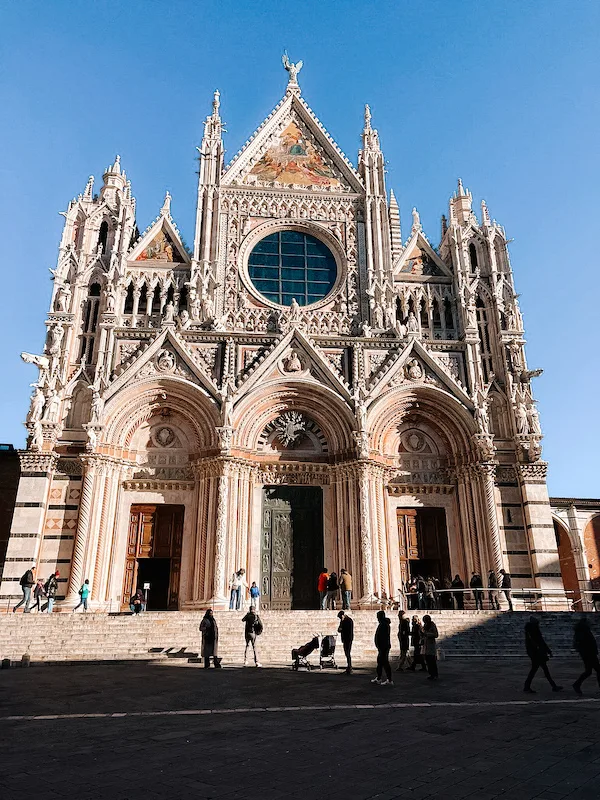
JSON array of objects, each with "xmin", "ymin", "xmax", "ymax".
[{"xmin": 282, "ymin": 52, "xmax": 303, "ymax": 86}]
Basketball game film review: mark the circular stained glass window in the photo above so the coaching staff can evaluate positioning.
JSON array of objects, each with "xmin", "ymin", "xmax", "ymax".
[{"xmin": 248, "ymin": 231, "xmax": 337, "ymax": 307}]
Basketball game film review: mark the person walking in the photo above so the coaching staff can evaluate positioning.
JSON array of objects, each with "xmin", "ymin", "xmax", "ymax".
[
  {"xmin": 500, "ymin": 569, "xmax": 513, "ymax": 611},
  {"xmin": 340, "ymin": 569, "xmax": 352, "ymax": 610},
  {"xmin": 242, "ymin": 607, "xmax": 263, "ymax": 667},
  {"xmin": 409, "ymin": 615, "xmax": 427, "ymax": 671},
  {"xmin": 249, "ymin": 581, "xmax": 261, "ymax": 610},
  {"xmin": 44, "ymin": 571, "xmax": 59, "ymax": 613},
  {"xmin": 523, "ymin": 616, "xmax": 562, "ymax": 693},
  {"xmin": 33, "ymin": 579, "xmax": 47, "ymax": 612},
  {"xmin": 199, "ymin": 609, "xmax": 220, "ymax": 668},
  {"xmin": 317, "ymin": 568, "xmax": 329, "ymax": 610},
  {"xmin": 451, "ymin": 574, "xmax": 465, "ymax": 610},
  {"xmin": 470, "ymin": 572, "xmax": 484, "ymax": 610},
  {"xmin": 371, "ymin": 610, "xmax": 393, "ymax": 685},
  {"xmin": 488, "ymin": 570, "xmax": 500, "ymax": 610},
  {"xmin": 337, "ymin": 610, "xmax": 354, "ymax": 674},
  {"xmin": 13, "ymin": 565, "xmax": 35, "ymax": 613},
  {"xmin": 572, "ymin": 617, "xmax": 600, "ymax": 695},
  {"xmin": 422, "ymin": 614, "xmax": 439, "ymax": 680},
  {"xmin": 396, "ymin": 609, "xmax": 411, "ymax": 671},
  {"xmin": 73, "ymin": 579, "xmax": 91, "ymax": 612},
  {"xmin": 325, "ymin": 571, "xmax": 339, "ymax": 610}
]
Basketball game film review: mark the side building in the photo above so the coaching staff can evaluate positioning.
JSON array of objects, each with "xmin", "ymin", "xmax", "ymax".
[{"xmin": 0, "ymin": 64, "xmax": 568, "ymax": 611}]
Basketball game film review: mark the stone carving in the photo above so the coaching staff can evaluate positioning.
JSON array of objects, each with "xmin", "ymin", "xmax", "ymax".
[
  {"xmin": 273, "ymin": 412, "xmax": 306, "ymax": 447},
  {"xmin": 85, "ymin": 426, "xmax": 97, "ymax": 451},
  {"xmin": 405, "ymin": 358, "xmax": 423, "ymax": 381},
  {"xmin": 353, "ymin": 430, "xmax": 370, "ymax": 459},
  {"xmin": 516, "ymin": 401, "xmax": 529, "ymax": 435},
  {"xmin": 27, "ymin": 384, "xmax": 46, "ymax": 422},
  {"xmin": 54, "ymin": 284, "xmax": 71, "ymax": 312},
  {"xmin": 47, "ymin": 324, "xmax": 64, "ymax": 356},
  {"xmin": 106, "ymin": 284, "xmax": 116, "ymax": 313},
  {"xmin": 163, "ymin": 302, "xmax": 175, "ymax": 323},
  {"xmin": 282, "ymin": 351, "xmax": 303, "ymax": 373},
  {"xmin": 30, "ymin": 421, "xmax": 44, "ymax": 451},
  {"xmin": 154, "ymin": 426, "xmax": 176, "ymax": 447},
  {"xmin": 407, "ymin": 312, "xmax": 419, "ymax": 334},
  {"xmin": 43, "ymin": 390, "xmax": 61, "ymax": 423},
  {"xmin": 282, "ymin": 52, "xmax": 303, "ymax": 86},
  {"xmin": 527, "ymin": 405, "xmax": 542, "ymax": 435},
  {"xmin": 156, "ymin": 349, "xmax": 176, "ymax": 372},
  {"xmin": 90, "ymin": 386, "xmax": 104, "ymax": 423}
]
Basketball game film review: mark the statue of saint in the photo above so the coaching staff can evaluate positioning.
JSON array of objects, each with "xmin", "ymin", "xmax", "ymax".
[
  {"xmin": 516, "ymin": 401, "xmax": 529, "ymax": 435},
  {"xmin": 27, "ymin": 384, "xmax": 45, "ymax": 423},
  {"xmin": 407, "ymin": 311, "xmax": 419, "ymax": 333}
]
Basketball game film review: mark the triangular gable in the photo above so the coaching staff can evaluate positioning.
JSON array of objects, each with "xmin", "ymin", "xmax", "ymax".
[
  {"xmin": 105, "ymin": 329, "xmax": 218, "ymax": 401},
  {"xmin": 367, "ymin": 338, "xmax": 472, "ymax": 406},
  {"xmin": 392, "ymin": 231, "xmax": 452, "ymax": 278},
  {"xmin": 223, "ymin": 92, "xmax": 363, "ymax": 193},
  {"xmin": 234, "ymin": 326, "xmax": 352, "ymax": 401},
  {"xmin": 128, "ymin": 214, "xmax": 190, "ymax": 265}
]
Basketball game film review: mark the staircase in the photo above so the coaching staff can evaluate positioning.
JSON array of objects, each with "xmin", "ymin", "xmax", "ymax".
[{"xmin": 0, "ymin": 611, "xmax": 597, "ymax": 665}]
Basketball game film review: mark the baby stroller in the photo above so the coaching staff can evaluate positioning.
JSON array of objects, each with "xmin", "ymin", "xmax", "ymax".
[
  {"xmin": 319, "ymin": 634, "xmax": 338, "ymax": 670},
  {"xmin": 292, "ymin": 635, "xmax": 320, "ymax": 671}
]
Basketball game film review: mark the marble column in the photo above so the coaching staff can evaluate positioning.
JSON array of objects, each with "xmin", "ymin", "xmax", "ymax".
[{"xmin": 66, "ymin": 456, "xmax": 98, "ymax": 602}]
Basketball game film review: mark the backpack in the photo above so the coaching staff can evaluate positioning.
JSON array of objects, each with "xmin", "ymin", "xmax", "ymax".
[{"xmin": 253, "ymin": 617, "xmax": 263, "ymax": 636}]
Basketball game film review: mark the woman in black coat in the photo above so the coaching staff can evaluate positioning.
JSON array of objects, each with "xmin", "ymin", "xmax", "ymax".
[
  {"xmin": 371, "ymin": 610, "xmax": 393, "ymax": 685},
  {"xmin": 199, "ymin": 609, "xmax": 220, "ymax": 668},
  {"xmin": 409, "ymin": 615, "xmax": 427, "ymax": 671}
]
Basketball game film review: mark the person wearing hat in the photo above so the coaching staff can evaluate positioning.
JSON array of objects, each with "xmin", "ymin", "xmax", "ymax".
[{"xmin": 44, "ymin": 571, "xmax": 60, "ymax": 613}]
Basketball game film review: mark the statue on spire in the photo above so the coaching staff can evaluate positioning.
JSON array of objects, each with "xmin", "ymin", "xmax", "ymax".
[{"xmin": 282, "ymin": 52, "xmax": 303, "ymax": 88}]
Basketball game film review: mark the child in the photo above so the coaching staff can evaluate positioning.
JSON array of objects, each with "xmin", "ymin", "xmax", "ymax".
[
  {"xmin": 33, "ymin": 578, "xmax": 47, "ymax": 612},
  {"xmin": 73, "ymin": 579, "xmax": 91, "ymax": 612},
  {"xmin": 250, "ymin": 581, "xmax": 260, "ymax": 611}
]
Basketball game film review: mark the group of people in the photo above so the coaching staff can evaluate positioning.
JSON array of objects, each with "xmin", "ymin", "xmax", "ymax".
[
  {"xmin": 12, "ymin": 566, "xmax": 60, "ymax": 613},
  {"xmin": 199, "ymin": 606, "xmax": 264, "ymax": 668},
  {"xmin": 404, "ymin": 570, "xmax": 513, "ymax": 612},
  {"xmin": 228, "ymin": 569, "xmax": 261, "ymax": 611},
  {"xmin": 317, "ymin": 568, "xmax": 352, "ymax": 610}
]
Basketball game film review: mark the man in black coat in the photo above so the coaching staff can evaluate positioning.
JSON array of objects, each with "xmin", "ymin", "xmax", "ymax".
[
  {"xmin": 572, "ymin": 618, "xmax": 600, "ymax": 695},
  {"xmin": 337, "ymin": 610, "xmax": 354, "ymax": 674},
  {"xmin": 13, "ymin": 565, "xmax": 35, "ymax": 613},
  {"xmin": 523, "ymin": 616, "xmax": 562, "ymax": 693},
  {"xmin": 470, "ymin": 572, "xmax": 483, "ymax": 610},
  {"xmin": 500, "ymin": 569, "xmax": 513, "ymax": 611},
  {"xmin": 371, "ymin": 610, "xmax": 393, "ymax": 685},
  {"xmin": 396, "ymin": 609, "xmax": 411, "ymax": 671}
]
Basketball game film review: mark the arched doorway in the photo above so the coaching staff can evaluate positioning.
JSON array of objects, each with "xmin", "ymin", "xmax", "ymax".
[
  {"xmin": 583, "ymin": 514, "xmax": 600, "ymax": 594},
  {"xmin": 553, "ymin": 519, "xmax": 580, "ymax": 608}
]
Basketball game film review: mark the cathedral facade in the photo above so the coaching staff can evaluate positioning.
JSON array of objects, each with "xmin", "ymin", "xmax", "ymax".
[{"xmin": 1, "ymin": 63, "xmax": 564, "ymax": 611}]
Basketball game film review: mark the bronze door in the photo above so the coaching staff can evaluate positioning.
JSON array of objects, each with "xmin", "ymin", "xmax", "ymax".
[
  {"xmin": 398, "ymin": 507, "xmax": 450, "ymax": 582},
  {"xmin": 260, "ymin": 486, "xmax": 323, "ymax": 610}
]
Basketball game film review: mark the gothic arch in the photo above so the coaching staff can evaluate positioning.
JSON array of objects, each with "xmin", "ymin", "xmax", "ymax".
[
  {"xmin": 552, "ymin": 516, "xmax": 581, "ymax": 607},
  {"xmin": 369, "ymin": 386, "xmax": 476, "ymax": 463},
  {"xmin": 232, "ymin": 382, "xmax": 355, "ymax": 456},
  {"xmin": 103, "ymin": 380, "xmax": 220, "ymax": 452}
]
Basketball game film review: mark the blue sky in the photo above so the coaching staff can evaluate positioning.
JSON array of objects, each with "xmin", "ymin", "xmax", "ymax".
[{"xmin": 0, "ymin": 0, "xmax": 598, "ymax": 496}]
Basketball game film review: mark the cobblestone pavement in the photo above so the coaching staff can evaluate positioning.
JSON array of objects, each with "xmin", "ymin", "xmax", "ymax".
[{"xmin": 1, "ymin": 658, "xmax": 599, "ymax": 800}]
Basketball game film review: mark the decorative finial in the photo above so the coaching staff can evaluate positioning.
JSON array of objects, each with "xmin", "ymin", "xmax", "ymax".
[
  {"xmin": 481, "ymin": 199, "xmax": 491, "ymax": 226},
  {"xmin": 457, "ymin": 177, "xmax": 465, "ymax": 197},
  {"xmin": 112, "ymin": 155, "xmax": 121, "ymax": 174},
  {"xmin": 83, "ymin": 175, "xmax": 94, "ymax": 199},
  {"xmin": 282, "ymin": 51, "xmax": 303, "ymax": 90},
  {"xmin": 161, "ymin": 191, "xmax": 171, "ymax": 216},
  {"xmin": 212, "ymin": 89, "xmax": 220, "ymax": 117},
  {"xmin": 364, "ymin": 104, "xmax": 372, "ymax": 130}
]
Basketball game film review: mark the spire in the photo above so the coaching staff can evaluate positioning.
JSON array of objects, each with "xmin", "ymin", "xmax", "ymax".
[
  {"xmin": 364, "ymin": 104, "xmax": 372, "ymax": 132},
  {"xmin": 83, "ymin": 175, "xmax": 94, "ymax": 200},
  {"xmin": 411, "ymin": 207, "xmax": 422, "ymax": 234},
  {"xmin": 106, "ymin": 154, "xmax": 121, "ymax": 175},
  {"xmin": 282, "ymin": 52, "xmax": 303, "ymax": 93},
  {"xmin": 450, "ymin": 177, "xmax": 473, "ymax": 225},
  {"xmin": 203, "ymin": 90, "xmax": 223, "ymax": 140},
  {"xmin": 361, "ymin": 103, "xmax": 380, "ymax": 152},
  {"xmin": 389, "ymin": 190, "xmax": 402, "ymax": 259},
  {"xmin": 481, "ymin": 199, "xmax": 491, "ymax": 227},
  {"xmin": 160, "ymin": 191, "xmax": 172, "ymax": 217},
  {"xmin": 212, "ymin": 89, "xmax": 220, "ymax": 120},
  {"xmin": 101, "ymin": 154, "xmax": 126, "ymax": 203}
]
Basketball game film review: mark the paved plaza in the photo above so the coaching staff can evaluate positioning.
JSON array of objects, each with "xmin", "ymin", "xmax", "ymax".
[{"xmin": 1, "ymin": 657, "xmax": 599, "ymax": 800}]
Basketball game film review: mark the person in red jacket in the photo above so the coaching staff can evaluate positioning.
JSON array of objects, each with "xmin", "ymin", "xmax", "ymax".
[{"xmin": 317, "ymin": 568, "xmax": 329, "ymax": 610}]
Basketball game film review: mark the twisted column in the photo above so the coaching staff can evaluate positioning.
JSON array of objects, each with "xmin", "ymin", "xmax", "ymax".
[
  {"xmin": 480, "ymin": 463, "xmax": 503, "ymax": 575},
  {"xmin": 92, "ymin": 464, "xmax": 115, "ymax": 599},
  {"xmin": 212, "ymin": 464, "xmax": 230, "ymax": 601},
  {"xmin": 67, "ymin": 458, "xmax": 97, "ymax": 601},
  {"xmin": 357, "ymin": 464, "xmax": 374, "ymax": 601}
]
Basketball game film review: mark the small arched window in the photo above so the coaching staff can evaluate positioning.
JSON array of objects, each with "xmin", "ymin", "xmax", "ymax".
[
  {"xmin": 151, "ymin": 285, "xmax": 161, "ymax": 315},
  {"xmin": 124, "ymin": 283, "xmax": 134, "ymax": 314},
  {"xmin": 444, "ymin": 298, "xmax": 454, "ymax": 331},
  {"xmin": 166, "ymin": 285, "xmax": 175, "ymax": 306},
  {"xmin": 179, "ymin": 284, "xmax": 188, "ymax": 311},
  {"xmin": 80, "ymin": 282, "xmax": 102, "ymax": 363},
  {"xmin": 98, "ymin": 221, "xmax": 109, "ymax": 253},
  {"xmin": 432, "ymin": 299, "xmax": 441, "ymax": 329},
  {"xmin": 419, "ymin": 298, "xmax": 428, "ymax": 328},
  {"xmin": 139, "ymin": 284, "xmax": 148, "ymax": 314},
  {"xmin": 396, "ymin": 297, "xmax": 402, "ymax": 321},
  {"xmin": 469, "ymin": 243, "xmax": 478, "ymax": 271}
]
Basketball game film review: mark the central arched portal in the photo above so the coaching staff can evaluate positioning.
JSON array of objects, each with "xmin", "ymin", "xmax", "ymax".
[{"xmin": 260, "ymin": 485, "xmax": 324, "ymax": 610}]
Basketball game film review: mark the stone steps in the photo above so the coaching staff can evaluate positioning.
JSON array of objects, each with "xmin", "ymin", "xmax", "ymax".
[{"xmin": 1, "ymin": 611, "xmax": 596, "ymax": 664}]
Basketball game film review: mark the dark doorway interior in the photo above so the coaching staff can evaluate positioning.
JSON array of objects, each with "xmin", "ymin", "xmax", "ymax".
[
  {"xmin": 261, "ymin": 486, "xmax": 324, "ymax": 610},
  {"xmin": 136, "ymin": 558, "xmax": 171, "ymax": 610}
]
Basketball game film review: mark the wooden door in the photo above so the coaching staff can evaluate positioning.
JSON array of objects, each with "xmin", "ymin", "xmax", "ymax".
[
  {"xmin": 123, "ymin": 505, "xmax": 156, "ymax": 604},
  {"xmin": 397, "ymin": 509, "xmax": 418, "ymax": 586}
]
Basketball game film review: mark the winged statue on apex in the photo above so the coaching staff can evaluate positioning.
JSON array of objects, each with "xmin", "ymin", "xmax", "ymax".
[{"xmin": 282, "ymin": 52, "xmax": 303, "ymax": 85}]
